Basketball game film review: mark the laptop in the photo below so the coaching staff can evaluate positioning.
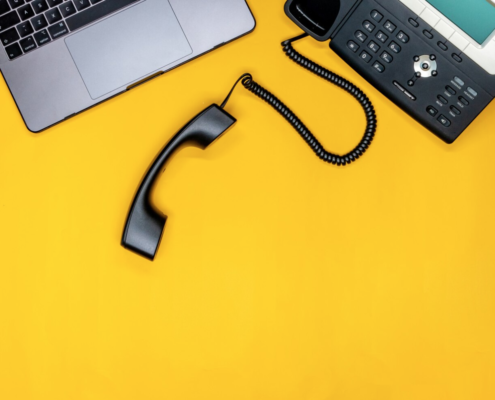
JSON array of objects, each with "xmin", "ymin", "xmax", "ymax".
[{"xmin": 0, "ymin": 0, "xmax": 255, "ymax": 132}]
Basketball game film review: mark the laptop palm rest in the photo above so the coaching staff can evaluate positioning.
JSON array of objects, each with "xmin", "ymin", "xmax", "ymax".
[{"xmin": 65, "ymin": 0, "xmax": 192, "ymax": 100}]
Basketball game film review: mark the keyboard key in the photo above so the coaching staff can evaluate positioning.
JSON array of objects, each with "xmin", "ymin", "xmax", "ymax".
[
  {"xmin": 347, "ymin": 40, "xmax": 359, "ymax": 53},
  {"xmin": 47, "ymin": 20, "xmax": 67, "ymax": 38},
  {"xmin": 31, "ymin": 0, "xmax": 48, "ymax": 14},
  {"xmin": 7, "ymin": 0, "xmax": 23, "ymax": 9},
  {"xmin": 384, "ymin": 20, "xmax": 396, "ymax": 33},
  {"xmin": 46, "ymin": 0, "xmax": 62, "ymax": 7},
  {"xmin": 44, "ymin": 7, "xmax": 61, "ymax": 24},
  {"xmin": 396, "ymin": 31, "xmax": 409, "ymax": 43},
  {"xmin": 376, "ymin": 30, "xmax": 388, "ymax": 43},
  {"xmin": 355, "ymin": 30, "xmax": 367, "ymax": 43},
  {"xmin": 0, "ymin": 11, "xmax": 21, "ymax": 32},
  {"xmin": 372, "ymin": 61, "xmax": 385, "ymax": 73},
  {"xmin": 452, "ymin": 53, "xmax": 462, "ymax": 63},
  {"xmin": 16, "ymin": 20, "xmax": 33, "ymax": 37},
  {"xmin": 18, "ymin": 3, "xmax": 34, "ymax": 20},
  {"xmin": 5, "ymin": 41, "xmax": 22, "ymax": 59},
  {"xmin": 0, "ymin": 0, "xmax": 10, "ymax": 14},
  {"xmin": 458, "ymin": 96, "xmax": 469, "ymax": 106},
  {"xmin": 30, "ymin": 13, "xmax": 47, "ymax": 30},
  {"xmin": 19, "ymin": 34, "xmax": 35, "ymax": 52},
  {"xmin": 367, "ymin": 40, "xmax": 380, "ymax": 53},
  {"xmin": 0, "ymin": 27, "xmax": 19, "ymax": 45},
  {"xmin": 363, "ymin": 20, "xmax": 375, "ymax": 33},
  {"xmin": 370, "ymin": 10, "xmax": 383, "ymax": 22},
  {"xmin": 380, "ymin": 51, "xmax": 393, "ymax": 63},
  {"xmin": 73, "ymin": 0, "xmax": 90, "ymax": 11},
  {"xmin": 359, "ymin": 50, "xmax": 372, "ymax": 63},
  {"xmin": 67, "ymin": 0, "xmax": 138, "ymax": 32},
  {"xmin": 59, "ymin": 0, "xmax": 76, "ymax": 18},
  {"xmin": 33, "ymin": 27, "xmax": 50, "ymax": 45},
  {"xmin": 388, "ymin": 41, "xmax": 401, "ymax": 53}
]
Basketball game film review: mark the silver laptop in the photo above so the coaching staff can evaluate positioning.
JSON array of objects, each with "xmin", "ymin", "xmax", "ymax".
[{"xmin": 0, "ymin": 0, "xmax": 255, "ymax": 132}]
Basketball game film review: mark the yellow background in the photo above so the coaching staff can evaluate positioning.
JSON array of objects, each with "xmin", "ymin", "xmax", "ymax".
[{"xmin": 1, "ymin": 1, "xmax": 495, "ymax": 399}]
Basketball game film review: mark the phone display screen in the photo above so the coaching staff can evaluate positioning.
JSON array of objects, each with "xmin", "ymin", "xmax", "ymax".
[{"xmin": 426, "ymin": 0, "xmax": 495, "ymax": 44}]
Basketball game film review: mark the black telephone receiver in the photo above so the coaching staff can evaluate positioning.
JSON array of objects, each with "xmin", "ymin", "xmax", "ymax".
[
  {"xmin": 122, "ymin": 0, "xmax": 379, "ymax": 261},
  {"xmin": 285, "ymin": 0, "xmax": 495, "ymax": 144},
  {"xmin": 285, "ymin": 0, "xmax": 356, "ymax": 41}
]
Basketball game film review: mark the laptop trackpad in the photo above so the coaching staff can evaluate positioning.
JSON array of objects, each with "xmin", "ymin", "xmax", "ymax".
[{"xmin": 65, "ymin": 0, "xmax": 192, "ymax": 100}]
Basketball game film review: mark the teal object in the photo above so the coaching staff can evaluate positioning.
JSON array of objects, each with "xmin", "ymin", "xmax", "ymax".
[{"xmin": 427, "ymin": 0, "xmax": 495, "ymax": 44}]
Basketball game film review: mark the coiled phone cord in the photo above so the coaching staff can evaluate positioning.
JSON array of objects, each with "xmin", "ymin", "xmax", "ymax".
[{"xmin": 222, "ymin": 34, "xmax": 377, "ymax": 166}]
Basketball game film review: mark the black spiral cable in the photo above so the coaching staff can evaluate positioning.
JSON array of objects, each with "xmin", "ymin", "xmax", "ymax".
[{"xmin": 221, "ymin": 35, "xmax": 377, "ymax": 166}]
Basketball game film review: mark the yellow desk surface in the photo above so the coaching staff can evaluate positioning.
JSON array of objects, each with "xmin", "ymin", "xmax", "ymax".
[{"xmin": 2, "ymin": 2, "xmax": 495, "ymax": 399}]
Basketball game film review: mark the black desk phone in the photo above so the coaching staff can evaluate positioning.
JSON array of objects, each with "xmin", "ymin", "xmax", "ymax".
[{"xmin": 285, "ymin": 0, "xmax": 495, "ymax": 143}]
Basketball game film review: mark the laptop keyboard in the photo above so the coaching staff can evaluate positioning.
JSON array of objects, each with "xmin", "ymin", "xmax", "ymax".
[{"xmin": 0, "ymin": 0, "xmax": 137, "ymax": 61}]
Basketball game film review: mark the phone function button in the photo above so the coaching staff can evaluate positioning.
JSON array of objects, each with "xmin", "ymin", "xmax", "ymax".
[
  {"xmin": 360, "ymin": 50, "xmax": 372, "ymax": 63},
  {"xmin": 408, "ymin": 18, "xmax": 419, "ymax": 28},
  {"xmin": 383, "ymin": 20, "xmax": 396, "ymax": 33},
  {"xmin": 388, "ymin": 41, "xmax": 401, "ymax": 53},
  {"xmin": 347, "ymin": 40, "xmax": 360, "ymax": 53},
  {"xmin": 437, "ymin": 41, "xmax": 448, "ymax": 51},
  {"xmin": 380, "ymin": 51, "xmax": 393, "ymax": 63},
  {"xmin": 363, "ymin": 20, "xmax": 375, "ymax": 33},
  {"xmin": 427, "ymin": 106, "xmax": 439, "ymax": 117},
  {"xmin": 355, "ymin": 30, "xmax": 368, "ymax": 43},
  {"xmin": 423, "ymin": 29, "xmax": 434, "ymax": 39},
  {"xmin": 466, "ymin": 87, "xmax": 478, "ymax": 98},
  {"xmin": 393, "ymin": 81, "xmax": 416, "ymax": 101},
  {"xmin": 438, "ymin": 115, "xmax": 451, "ymax": 127},
  {"xmin": 396, "ymin": 31, "xmax": 409, "ymax": 43},
  {"xmin": 458, "ymin": 96, "xmax": 469, "ymax": 106},
  {"xmin": 452, "ymin": 53, "xmax": 462, "ymax": 63},
  {"xmin": 368, "ymin": 40, "xmax": 380, "ymax": 53},
  {"xmin": 445, "ymin": 86, "xmax": 456, "ymax": 96},
  {"xmin": 453, "ymin": 76, "xmax": 465, "ymax": 87},
  {"xmin": 437, "ymin": 95, "xmax": 448, "ymax": 105},
  {"xmin": 372, "ymin": 61, "xmax": 385, "ymax": 73},
  {"xmin": 371, "ymin": 10, "xmax": 383, "ymax": 22},
  {"xmin": 450, "ymin": 106, "xmax": 461, "ymax": 116},
  {"xmin": 376, "ymin": 30, "xmax": 388, "ymax": 43}
]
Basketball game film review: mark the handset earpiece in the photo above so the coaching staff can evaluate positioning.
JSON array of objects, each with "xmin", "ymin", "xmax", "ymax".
[
  {"xmin": 122, "ymin": 104, "xmax": 236, "ymax": 260},
  {"xmin": 284, "ymin": 0, "xmax": 341, "ymax": 41}
]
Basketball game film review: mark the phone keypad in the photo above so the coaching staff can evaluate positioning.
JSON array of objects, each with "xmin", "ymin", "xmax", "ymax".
[{"xmin": 348, "ymin": 11, "xmax": 412, "ymax": 73}]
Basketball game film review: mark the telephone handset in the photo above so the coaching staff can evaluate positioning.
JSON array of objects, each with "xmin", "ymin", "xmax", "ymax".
[{"xmin": 285, "ymin": 0, "xmax": 495, "ymax": 144}]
